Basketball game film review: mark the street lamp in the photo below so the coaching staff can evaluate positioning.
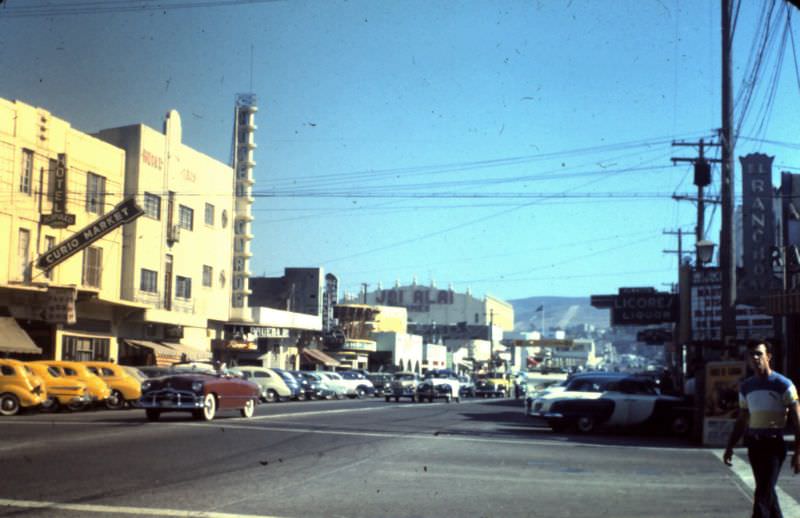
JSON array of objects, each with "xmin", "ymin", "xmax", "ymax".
[{"xmin": 696, "ymin": 240, "xmax": 716, "ymax": 265}]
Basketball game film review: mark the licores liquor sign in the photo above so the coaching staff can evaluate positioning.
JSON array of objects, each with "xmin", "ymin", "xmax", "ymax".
[{"xmin": 36, "ymin": 197, "xmax": 144, "ymax": 270}]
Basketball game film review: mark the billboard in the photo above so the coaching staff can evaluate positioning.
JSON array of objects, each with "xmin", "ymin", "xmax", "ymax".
[{"xmin": 610, "ymin": 288, "xmax": 678, "ymax": 326}]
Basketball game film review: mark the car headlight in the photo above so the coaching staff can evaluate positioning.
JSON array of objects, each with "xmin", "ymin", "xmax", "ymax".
[
  {"xmin": 141, "ymin": 381, "xmax": 152, "ymax": 391},
  {"xmin": 191, "ymin": 381, "xmax": 204, "ymax": 393}
]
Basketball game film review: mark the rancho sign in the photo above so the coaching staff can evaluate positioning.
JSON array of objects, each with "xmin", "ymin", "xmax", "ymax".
[{"xmin": 37, "ymin": 197, "xmax": 144, "ymax": 270}]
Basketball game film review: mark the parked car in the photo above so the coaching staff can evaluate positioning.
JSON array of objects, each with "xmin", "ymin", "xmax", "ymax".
[
  {"xmin": 229, "ymin": 366, "xmax": 295, "ymax": 403},
  {"xmin": 139, "ymin": 363, "xmax": 260, "ymax": 421},
  {"xmin": 385, "ymin": 372, "xmax": 421, "ymax": 402},
  {"xmin": 458, "ymin": 375, "xmax": 476, "ymax": 398},
  {"xmin": 316, "ymin": 372, "xmax": 349, "ymax": 399},
  {"xmin": 0, "ymin": 359, "xmax": 47, "ymax": 416},
  {"xmin": 337, "ymin": 371, "xmax": 376, "ymax": 398},
  {"xmin": 526, "ymin": 373, "xmax": 692, "ymax": 435},
  {"xmin": 83, "ymin": 361, "xmax": 142, "ymax": 410},
  {"xmin": 32, "ymin": 361, "xmax": 111, "ymax": 404},
  {"xmin": 474, "ymin": 372, "xmax": 512, "ymax": 398},
  {"xmin": 292, "ymin": 371, "xmax": 336, "ymax": 400},
  {"xmin": 26, "ymin": 361, "xmax": 91, "ymax": 412},
  {"xmin": 417, "ymin": 370, "xmax": 461, "ymax": 403},
  {"xmin": 367, "ymin": 372, "xmax": 393, "ymax": 397},
  {"xmin": 270, "ymin": 368, "xmax": 306, "ymax": 401}
]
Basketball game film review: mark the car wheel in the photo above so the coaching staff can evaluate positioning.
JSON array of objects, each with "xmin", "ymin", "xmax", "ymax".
[
  {"xmin": 265, "ymin": 389, "xmax": 278, "ymax": 403},
  {"xmin": 240, "ymin": 399, "xmax": 255, "ymax": 418},
  {"xmin": 356, "ymin": 387, "xmax": 366, "ymax": 399},
  {"xmin": 296, "ymin": 392, "xmax": 306, "ymax": 402},
  {"xmin": 335, "ymin": 392, "xmax": 345, "ymax": 400},
  {"xmin": 0, "ymin": 394, "xmax": 20, "ymax": 416},
  {"xmin": 41, "ymin": 396, "xmax": 60, "ymax": 413},
  {"xmin": 670, "ymin": 415, "xmax": 691, "ymax": 436},
  {"xmin": 67, "ymin": 400, "xmax": 86, "ymax": 412},
  {"xmin": 197, "ymin": 393, "xmax": 216, "ymax": 421},
  {"xmin": 576, "ymin": 416, "xmax": 595, "ymax": 433},
  {"xmin": 145, "ymin": 409, "xmax": 161, "ymax": 421},
  {"xmin": 105, "ymin": 390, "xmax": 126, "ymax": 410}
]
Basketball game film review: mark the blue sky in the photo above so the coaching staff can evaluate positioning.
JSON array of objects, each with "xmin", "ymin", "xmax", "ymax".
[{"xmin": 2, "ymin": 0, "xmax": 799, "ymax": 301}]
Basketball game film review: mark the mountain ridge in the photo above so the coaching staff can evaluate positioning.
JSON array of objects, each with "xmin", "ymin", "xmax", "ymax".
[{"xmin": 509, "ymin": 295, "xmax": 610, "ymax": 332}]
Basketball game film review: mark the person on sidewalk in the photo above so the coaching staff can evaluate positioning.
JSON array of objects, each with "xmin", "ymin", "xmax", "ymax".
[{"xmin": 724, "ymin": 340, "xmax": 800, "ymax": 518}]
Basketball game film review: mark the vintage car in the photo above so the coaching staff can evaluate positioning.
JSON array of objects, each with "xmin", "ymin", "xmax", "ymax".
[
  {"xmin": 526, "ymin": 373, "xmax": 692, "ymax": 434},
  {"xmin": 32, "ymin": 361, "xmax": 111, "ymax": 404},
  {"xmin": 0, "ymin": 359, "xmax": 47, "ymax": 416},
  {"xmin": 291, "ymin": 371, "xmax": 336, "ymax": 400},
  {"xmin": 229, "ymin": 366, "xmax": 295, "ymax": 402},
  {"xmin": 139, "ymin": 364, "xmax": 260, "ymax": 421},
  {"xmin": 83, "ymin": 361, "xmax": 142, "ymax": 410},
  {"xmin": 367, "ymin": 372, "xmax": 393, "ymax": 397},
  {"xmin": 458, "ymin": 375, "xmax": 476, "ymax": 398},
  {"xmin": 337, "ymin": 370, "xmax": 376, "ymax": 398},
  {"xmin": 417, "ymin": 370, "xmax": 461, "ymax": 403},
  {"xmin": 474, "ymin": 372, "xmax": 513, "ymax": 398},
  {"xmin": 385, "ymin": 372, "xmax": 421, "ymax": 402},
  {"xmin": 316, "ymin": 372, "xmax": 349, "ymax": 399},
  {"xmin": 26, "ymin": 361, "xmax": 91, "ymax": 412}
]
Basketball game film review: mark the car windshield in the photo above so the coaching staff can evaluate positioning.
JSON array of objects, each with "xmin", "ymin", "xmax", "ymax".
[{"xmin": 395, "ymin": 374, "xmax": 416, "ymax": 381}]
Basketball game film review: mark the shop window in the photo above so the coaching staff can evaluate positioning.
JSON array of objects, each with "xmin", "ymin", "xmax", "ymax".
[{"xmin": 62, "ymin": 336, "xmax": 110, "ymax": 361}]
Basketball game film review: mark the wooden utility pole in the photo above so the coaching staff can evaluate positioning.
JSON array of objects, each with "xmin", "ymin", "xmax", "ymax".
[
  {"xmin": 672, "ymin": 139, "xmax": 721, "ymax": 243},
  {"xmin": 720, "ymin": 0, "xmax": 737, "ymax": 350}
]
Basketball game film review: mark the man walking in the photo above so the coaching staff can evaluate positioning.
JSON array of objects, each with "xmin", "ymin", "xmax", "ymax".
[{"xmin": 724, "ymin": 340, "xmax": 800, "ymax": 518}]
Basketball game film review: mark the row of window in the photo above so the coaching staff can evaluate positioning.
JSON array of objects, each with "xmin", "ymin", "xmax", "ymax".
[
  {"xmin": 140, "ymin": 265, "xmax": 217, "ymax": 299},
  {"xmin": 20, "ymin": 149, "xmax": 107, "ymax": 214},
  {"xmin": 143, "ymin": 192, "xmax": 222, "ymax": 230}
]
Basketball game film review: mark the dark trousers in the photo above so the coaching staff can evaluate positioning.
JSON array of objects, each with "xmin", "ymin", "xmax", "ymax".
[{"xmin": 746, "ymin": 436, "xmax": 786, "ymax": 518}]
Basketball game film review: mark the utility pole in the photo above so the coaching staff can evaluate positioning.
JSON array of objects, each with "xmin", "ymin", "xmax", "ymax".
[
  {"xmin": 663, "ymin": 228, "xmax": 686, "ymax": 271},
  {"xmin": 361, "ymin": 283, "xmax": 369, "ymax": 304},
  {"xmin": 672, "ymin": 139, "xmax": 721, "ymax": 243},
  {"xmin": 720, "ymin": 0, "xmax": 737, "ymax": 351}
]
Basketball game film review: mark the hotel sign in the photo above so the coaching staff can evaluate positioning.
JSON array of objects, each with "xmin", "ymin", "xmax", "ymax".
[
  {"xmin": 40, "ymin": 153, "xmax": 76, "ymax": 229},
  {"xmin": 36, "ymin": 197, "xmax": 144, "ymax": 270}
]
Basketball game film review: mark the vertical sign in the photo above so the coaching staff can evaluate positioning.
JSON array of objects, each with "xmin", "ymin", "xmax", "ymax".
[
  {"xmin": 231, "ymin": 94, "xmax": 257, "ymax": 309},
  {"xmin": 739, "ymin": 153, "xmax": 777, "ymax": 303},
  {"xmin": 40, "ymin": 153, "xmax": 76, "ymax": 228}
]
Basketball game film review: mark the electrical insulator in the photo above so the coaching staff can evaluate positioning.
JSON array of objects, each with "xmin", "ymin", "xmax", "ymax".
[{"xmin": 694, "ymin": 160, "xmax": 711, "ymax": 187}]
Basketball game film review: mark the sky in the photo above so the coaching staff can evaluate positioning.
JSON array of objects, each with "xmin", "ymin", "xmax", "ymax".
[{"xmin": 1, "ymin": 0, "xmax": 799, "ymax": 302}]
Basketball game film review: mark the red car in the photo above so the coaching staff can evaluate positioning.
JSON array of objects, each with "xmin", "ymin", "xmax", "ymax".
[{"xmin": 139, "ymin": 364, "xmax": 260, "ymax": 421}]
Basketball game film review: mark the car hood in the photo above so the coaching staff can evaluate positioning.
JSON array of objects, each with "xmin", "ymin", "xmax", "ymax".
[{"xmin": 143, "ymin": 373, "xmax": 216, "ymax": 390}]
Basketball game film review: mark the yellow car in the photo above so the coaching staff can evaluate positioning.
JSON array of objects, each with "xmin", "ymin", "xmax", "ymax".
[
  {"xmin": 83, "ymin": 361, "xmax": 142, "ymax": 410},
  {"xmin": 0, "ymin": 359, "xmax": 47, "ymax": 416},
  {"xmin": 26, "ymin": 362, "xmax": 91, "ymax": 412},
  {"xmin": 33, "ymin": 361, "xmax": 111, "ymax": 404}
]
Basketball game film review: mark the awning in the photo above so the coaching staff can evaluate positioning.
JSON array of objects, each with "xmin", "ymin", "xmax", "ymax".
[
  {"xmin": 124, "ymin": 339, "xmax": 182, "ymax": 364},
  {"xmin": 302, "ymin": 348, "xmax": 341, "ymax": 367},
  {"xmin": 162, "ymin": 342, "xmax": 212, "ymax": 361},
  {"xmin": 0, "ymin": 317, "xmax": 42, "ymax": 354}
]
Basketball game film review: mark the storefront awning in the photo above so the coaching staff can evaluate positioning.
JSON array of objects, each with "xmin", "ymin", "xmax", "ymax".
[
  {"xmin": 302, "ymin": 348, "xmax": 341, "ymax": 367},
  {"xmin": 162, "ymin": 342, "xmax": 212, "ymax": 361},
  {"xmin": 124, "ymin": 339, "xmax": 182, "ymax": 363},
  {"xmin": 0, "ymin": 317, "xmax": 42, "ymax": 354}
]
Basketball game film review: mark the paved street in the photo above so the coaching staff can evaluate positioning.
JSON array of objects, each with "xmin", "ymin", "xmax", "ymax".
[{"xmin": 0, "ymin": 396, "xmax": 795, "ymax": 518}]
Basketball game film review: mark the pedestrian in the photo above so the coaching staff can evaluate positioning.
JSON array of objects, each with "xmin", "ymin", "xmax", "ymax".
[{"xmin": 723, "ymin": 340, "xmax": 800, "ymax": 518}]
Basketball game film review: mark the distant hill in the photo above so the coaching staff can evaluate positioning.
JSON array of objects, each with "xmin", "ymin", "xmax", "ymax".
[{"xmin": 509, "ymin": 296, "xmax": 610, "ymax": 332}]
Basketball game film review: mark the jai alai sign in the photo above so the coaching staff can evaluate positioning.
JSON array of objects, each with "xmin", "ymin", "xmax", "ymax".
[{"xmin": 36, "ymin": 197, "xmax": 144, "ymax": 270}]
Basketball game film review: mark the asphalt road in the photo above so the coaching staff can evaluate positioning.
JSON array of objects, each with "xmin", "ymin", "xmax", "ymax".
[{"xmin": 0, "ymin": 395, "xmax": 793, "ymax": 518}]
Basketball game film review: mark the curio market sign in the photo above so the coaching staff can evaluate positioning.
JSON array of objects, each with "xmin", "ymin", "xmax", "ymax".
[{"xmin": 36, "ymin": 197, "xmax": 144, "ymax": 270}]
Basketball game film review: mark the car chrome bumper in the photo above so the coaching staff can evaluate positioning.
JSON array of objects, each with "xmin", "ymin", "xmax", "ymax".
[{"xmin": 139, "ymin": 390, "xmax": 202, "ymax": 409}]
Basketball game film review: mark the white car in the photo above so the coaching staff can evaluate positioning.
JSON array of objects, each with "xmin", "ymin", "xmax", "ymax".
[
  {"xmin": 317, "ymin": 372, "xmax": 350, "ymax": 399},
  {"xmin": 417, "ymin": 370, "xmax": 461, "ymax": 403},
  {"xmin": 334, "ymin": 371, "xmax": 376, "ymax": 398},
  {"xmin": 526, "ymin": 373, "xmax": 691, "ymax": 434}
]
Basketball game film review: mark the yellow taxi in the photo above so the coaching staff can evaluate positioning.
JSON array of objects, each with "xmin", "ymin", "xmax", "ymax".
[
  {"xmin": 32, "ymin": 361, "xmax": 111, "ymax": 404},
  {"xmin": 26, "ymin": 362, "xmax": 91, "ymax": 412},
  {"xmin": 83, "ymin": 361, "xmax": 142, "ymax": 409},
  {"xmin": 0, "ymin": 359, "xmax": 47, "ymax": 416}
]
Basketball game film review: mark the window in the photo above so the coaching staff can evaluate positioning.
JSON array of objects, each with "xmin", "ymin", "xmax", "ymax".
[
  {"xmin": 204, "ymin": 203, "xmax": 214, "ymax": 225},
  {"xmin": 44, "ymin": 236, "xmax": 55, "ymax": 279},
  {"xmin": 82, "ymin": 246, "xmax": 103, "ymax": 288},
  {"xmin": 61, "ymin": 336, "xmax": 109, "ymax": 362},
  {"xmin": 20, "ymin": 149, "xmax": 33, "ymax": 194},
  {"xmin": 144, "ymin": 193, "xmax": 161, "ymax": 220},
  {"xmin": 178, "ymin": 205, "xmax": 193, "ymax": 231},
  {"xmin": 86, "ymin": 173, "xmax": 106, "ymax": 214},
  {"xmin": 18, "ymin": 228, "xmax": 30, "ymax": 281},
  {"xmin": 176, "ymin": 275, "xmax": 192, "ymax": 299},
  {"xmin": 140, "ymin": 269, "xmax": 158, "ymax": 293},
  {"xmin": 202, "ymin": 265, "xmax": 213, "ymax": 287}
]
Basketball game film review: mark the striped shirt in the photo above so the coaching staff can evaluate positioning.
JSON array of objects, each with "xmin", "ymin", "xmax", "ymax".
[{"xmin": 739, "ymin": 372, "xmax": 799, "ymax": 436}]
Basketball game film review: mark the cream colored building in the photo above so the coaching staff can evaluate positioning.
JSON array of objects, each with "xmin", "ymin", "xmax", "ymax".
[
  {"xmin": 0, "ymin": 97, "xmax": 132, "ymax": 360},
  {"xmin": 96, "ymin": 110, "xmax": 234, "ymax": 364}
]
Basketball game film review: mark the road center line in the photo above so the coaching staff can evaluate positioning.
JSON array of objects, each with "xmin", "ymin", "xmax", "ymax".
[{"xmin": 0, "ymin": 498, "xmax": 292, "ymax": 518}]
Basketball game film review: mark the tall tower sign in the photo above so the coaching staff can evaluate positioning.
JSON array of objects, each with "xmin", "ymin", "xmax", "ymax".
[{"xmin": 231, "ymin": 94, "xmax": 257, "ymax": 313}]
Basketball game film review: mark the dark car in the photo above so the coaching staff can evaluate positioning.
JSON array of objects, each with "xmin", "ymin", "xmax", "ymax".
[
  {"xmin": 292, "ymin": 371, "xmax": 336, "ymax": 400},
  {"xmin": 526, "ymin": 373, "xmax": 691, "ymax": 435},
  {"xmin": 271, "ymin": 368, "xmax": 306, "ymax": 401},
  {"xmin": 139, "ymin": 364, "xmax": 260, "ymax": 421},
  {"xmin": 367, "ymin": 372, "xmax": 393, "ymax": 397}
]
